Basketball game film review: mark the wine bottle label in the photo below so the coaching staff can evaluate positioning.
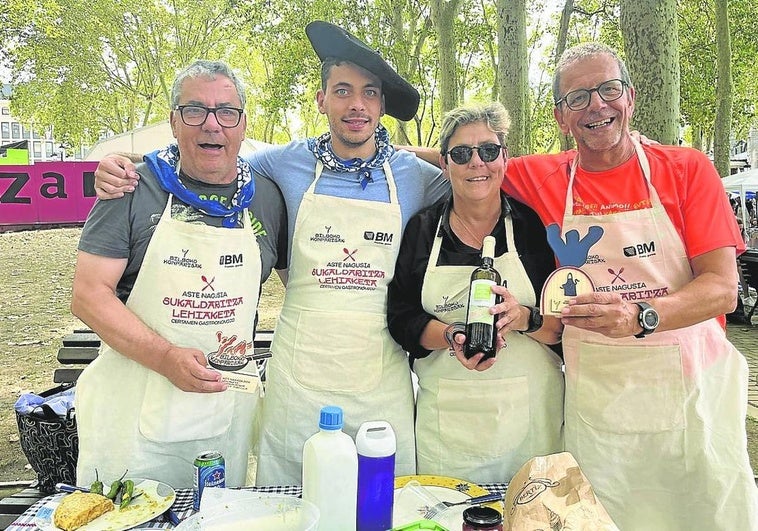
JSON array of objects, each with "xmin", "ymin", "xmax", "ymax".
[{"xmin": 468, "ymin": 279, "xmax": 496, "ymax": 325}]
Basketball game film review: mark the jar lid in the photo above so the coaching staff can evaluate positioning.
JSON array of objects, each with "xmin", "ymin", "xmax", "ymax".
[{"xmin": 462, "ymin": 506, "xmax": 503, "ymax": 526}]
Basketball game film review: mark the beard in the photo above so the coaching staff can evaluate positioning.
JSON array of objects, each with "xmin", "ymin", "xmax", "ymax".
[{"xmin": 577, "ymin": 121, "xmax": 625, "ymax": 154}]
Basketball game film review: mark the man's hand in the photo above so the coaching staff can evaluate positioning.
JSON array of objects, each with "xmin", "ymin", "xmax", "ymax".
[
  {"xmin": 156, "ymin": 345, "xmax": 227, "ymax": 393},
  {"xmin": 95, "ymin": 154, "xmax": 140, "ymax": 199},
  {"xmin": 561, "ymin": 292, "xmax": 639, "ymax": 338}
]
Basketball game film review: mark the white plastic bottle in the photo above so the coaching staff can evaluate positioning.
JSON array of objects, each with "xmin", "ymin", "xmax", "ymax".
[{"xmin": 302, "ymin": 405, "xmax": 358, "ymax": 531}]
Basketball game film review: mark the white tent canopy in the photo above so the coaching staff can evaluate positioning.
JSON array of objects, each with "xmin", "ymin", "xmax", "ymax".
[{"xmin": 722, "ymin": 168, "xmax": 758, "ymax": 232}]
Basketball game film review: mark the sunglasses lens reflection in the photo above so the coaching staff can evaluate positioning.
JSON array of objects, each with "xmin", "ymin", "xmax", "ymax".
[
  {"xmin": 449, "ymin": 143, "xmax": 501, "ymax": 164},
  {"xmin": 479, "ymin": 144, "xmax": 501, "ymax": 161},
  {"xmin": 449, "ymin": 147, "xmax": 473, "ymax": 164}
]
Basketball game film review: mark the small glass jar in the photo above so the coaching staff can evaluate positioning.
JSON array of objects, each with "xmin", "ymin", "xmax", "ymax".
[{"xmin": 462, "ymin": 506, "xmax": 504, "ymax": 531}]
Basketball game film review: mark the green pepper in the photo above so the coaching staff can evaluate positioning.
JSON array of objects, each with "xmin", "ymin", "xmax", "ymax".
[
  {"xmin": 119, "ymin": 479, "xmax": 135, "ymax": 509},
  {"xmin": 105, "ymin": 470, "xmax": 128, "ymax": 500},
  {"xmin": 90, "ymin": 468, "xmax": 103, "ymax": 496}
]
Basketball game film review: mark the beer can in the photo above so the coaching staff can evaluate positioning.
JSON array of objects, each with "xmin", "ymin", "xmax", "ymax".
[{"xmin": 193, "ymin": 451, "xmax": 225, "ymax": 511}]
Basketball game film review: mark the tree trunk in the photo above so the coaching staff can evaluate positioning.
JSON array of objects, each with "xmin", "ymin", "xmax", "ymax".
[
  {"xmin": 555, "ymin": 0, "xmax": 575, "ymax": 151},
  {"xmin": 713, "ymin": 0, "xmax": 733, "ymax": 177},
  {"xmin": 430, "ymin": 0, "xmax": 463, "ymax": 115},
  {"xmin": 497, "ymin": 0, "xmax": 529, "ymax": 156},
  {"xmin": 692, "ymin": 125, "xmax": 703, "ymax": 151},
  {"xmin": 619, "ymin": 0, "xmax": 680, "ymax": 145}
]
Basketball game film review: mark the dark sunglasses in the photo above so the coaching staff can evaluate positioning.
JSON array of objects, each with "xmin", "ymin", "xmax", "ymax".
[{"xmin": 444, "ymin": 143, "xmax": 503, "ymax": 165}]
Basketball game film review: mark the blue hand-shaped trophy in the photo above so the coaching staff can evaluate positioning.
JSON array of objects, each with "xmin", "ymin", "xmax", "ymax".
[{"xmin": 540, "ymin": 224, "xmax": 599, "ymax": 315}]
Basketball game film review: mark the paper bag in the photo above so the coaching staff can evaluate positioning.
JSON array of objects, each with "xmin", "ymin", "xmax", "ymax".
[{"xmin": 503, "ymin": 452, "xmax": 619, "ymax": 531}]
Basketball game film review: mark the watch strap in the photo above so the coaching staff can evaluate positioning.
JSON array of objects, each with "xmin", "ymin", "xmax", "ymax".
[
  {"xmin": 634, "ymin": 302, "xmax": 656, "ymax": 338},
  {"xmin": 520, "ymin": 306, "xmax": 543, "ymax": 334}
]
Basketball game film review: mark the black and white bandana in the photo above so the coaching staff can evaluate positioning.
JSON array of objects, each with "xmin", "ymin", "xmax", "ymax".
[{"xmin": 307, "ymin": 124, "xmax": 395, "ymax": 189}]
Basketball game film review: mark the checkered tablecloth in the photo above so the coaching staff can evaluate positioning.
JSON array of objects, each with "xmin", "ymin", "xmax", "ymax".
[
  {"xmin": 6, "ymin": 485, "xmax": 302, "ymax": 530},
  {"xmin": 8, "ymin": 483, "xmax": 507, "ymax": 529}
]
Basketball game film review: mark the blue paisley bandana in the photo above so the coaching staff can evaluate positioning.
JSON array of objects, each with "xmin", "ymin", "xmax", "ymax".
[
  {"xmin": 307, "ymin": 124, "xmax": 395, "ymax": 190},
  {"xmin": 143, "ymin": 144, "xmax": 255, "ymax": 228}
]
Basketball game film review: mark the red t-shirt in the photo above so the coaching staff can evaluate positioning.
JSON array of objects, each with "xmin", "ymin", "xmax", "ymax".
[
  {"xmin": 503, "ymin": 145, "xmax": 744, "ymax": 329},
  {"xmin": 503, "ymin": 145, "xmax": 745, "ymax": 259}
]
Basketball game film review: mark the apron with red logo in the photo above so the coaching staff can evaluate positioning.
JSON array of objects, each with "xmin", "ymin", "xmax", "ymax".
[
  {"xmin": 76, "ymin": 195, "xmax": 261, "ymax": 488},
  {"xmin": 561, "ymin": 140, "xmax": 757, "ymax": 529},
  {"xmin": 255, "ymin": 161, "xmax": 416, "ymax": 485}
]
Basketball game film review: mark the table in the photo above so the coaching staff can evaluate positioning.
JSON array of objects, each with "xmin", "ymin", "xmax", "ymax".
[
  {"xmin": 6, "ymin": 483, "xmax": 508, "ymax": 530},
  {"xmin": 5, "ymin": 485, "xmax": 300, "ymax": 530}
]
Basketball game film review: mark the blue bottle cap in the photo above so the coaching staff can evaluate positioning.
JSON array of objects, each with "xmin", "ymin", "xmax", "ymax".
[{"xmin": 319, "ymin": 405, "xmax": 344, "ymax": 430}]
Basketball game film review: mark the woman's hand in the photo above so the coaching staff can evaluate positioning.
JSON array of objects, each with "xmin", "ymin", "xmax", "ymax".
[
  {"xmin": 449, "ymin": 332, "xmax": 497, "ymax": 371},
  {"xmin": 491, "ymin": 284, "xmax": 530, "ymax": 335}
]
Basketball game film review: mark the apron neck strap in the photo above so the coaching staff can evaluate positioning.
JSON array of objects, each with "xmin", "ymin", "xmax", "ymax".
[
  {"xmin": 310, "ymin": 160, "xmax": 399, "ymax": 204},
  {"xmin": 564, "ymin": 137, "xmax": 659, "ymax": 218}
]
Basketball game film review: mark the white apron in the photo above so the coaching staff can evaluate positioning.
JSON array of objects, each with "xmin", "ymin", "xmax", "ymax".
[
  {"xmin": 76, "ymin": 195, "xmax": 261, "ymax": 488},
  {"xmin": 561, "ymin": 140, "xmax": 758, "ymax": 530},
  {"xmin": 256, "ymin": 161, "xmax": 416, "ymax": 485},
  {"xmin": 415, "ymin": 214, "xmax": 564, "ymax": 484}
]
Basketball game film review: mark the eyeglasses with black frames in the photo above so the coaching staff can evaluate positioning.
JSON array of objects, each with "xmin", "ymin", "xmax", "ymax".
[
  {"xmin": 555, "ymin": 79, "xmax": 628, "ymax": 111},
  {"xmin": 444, "ymin": 143, "xmax": 503, "ymax": 165},
  {"xmin": 174, "ymin": 105, "xmax": 244, "ymax": 128}
]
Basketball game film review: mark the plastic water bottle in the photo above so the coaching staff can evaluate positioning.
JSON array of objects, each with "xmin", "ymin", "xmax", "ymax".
[
  {"xmin": 302, "ymin": 405, "xmax": 358, "ymax": 531},
  {"xmin": 356, "ymin": 421, "xmax": 396, "ymax": 531}
]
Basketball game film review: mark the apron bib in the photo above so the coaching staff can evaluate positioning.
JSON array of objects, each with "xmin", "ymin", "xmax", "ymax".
[
  {"xmin": 76, "ymin": 196, "xmax": 261, "ymax": 488},
  {"xmin": 561, "ymin": 140, "xmax": 758, "ymax": 530},
  {"xmin": 255, "ymin": 161, "xmax": 416, "ymax": 485},
  {"xmin": 416, "ymin": 214, "xmax": 564, "ymax": 483}
]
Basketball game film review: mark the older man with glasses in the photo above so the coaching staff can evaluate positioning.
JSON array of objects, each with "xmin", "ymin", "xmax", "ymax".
[
  {"xmin": 503, "ymin": 42, "xmax": 757, "ymax": 531},
  {"xmin": 71, "ymin": 59, "xmax": 286, "ymax": 488}
]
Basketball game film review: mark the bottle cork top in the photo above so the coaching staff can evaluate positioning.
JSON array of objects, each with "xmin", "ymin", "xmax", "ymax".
[{"xmin": 482, "ymin": 236, "xmax": 496, "ymax": 259}]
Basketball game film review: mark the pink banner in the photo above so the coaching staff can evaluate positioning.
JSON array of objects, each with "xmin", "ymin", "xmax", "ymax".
[{"xmin": 0, "ymin": 162, "xmax": 99, "ymax": 226}]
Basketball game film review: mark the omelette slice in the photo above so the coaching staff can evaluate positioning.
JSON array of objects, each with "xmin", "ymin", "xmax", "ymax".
[{"xmin": 53, "ymin": 491, "xmax": 115, "ymax": 531}]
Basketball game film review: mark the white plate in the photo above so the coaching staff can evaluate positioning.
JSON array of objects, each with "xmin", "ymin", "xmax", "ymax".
[
  {"xmin": 174, "ymin": 496, "xmax": 319, "ymax": 530},
  {"xmin": 393, "ymin": 475, "xmax": 500, "ymax": 531},
  {"xmin": 34, "ymin": 478, "xmax": 176, "ymax": 531}
]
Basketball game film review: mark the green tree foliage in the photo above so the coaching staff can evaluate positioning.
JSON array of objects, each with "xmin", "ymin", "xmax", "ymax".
[
  {"xmin": 3, "ymin": 0, "xmax": 755, "ymax": 157},
  {"xmin": 680, "ymin": 0, "xmax": 758, "ymax": 154},
  {"xmin": 5, "ymin": 0, "xmax": 248, "ymax": 145}
]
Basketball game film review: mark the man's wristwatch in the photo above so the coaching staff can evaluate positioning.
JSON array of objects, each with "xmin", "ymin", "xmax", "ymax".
[
  {"xmin": 634, "ymin": 302, "xmax": 659, "ymax": 338},
  {"xmin": 520, "ymin": 306, "xmax": 543, "ymax": 334}
]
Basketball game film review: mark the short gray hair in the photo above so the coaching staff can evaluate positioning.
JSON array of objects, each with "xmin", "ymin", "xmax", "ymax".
[
  {"xmin": 439, "ymin": 102, "xmax": 511, "ymax": 156},
  {"xmin": 171, "ymin": 60, "xmax": 246, "ymax": 109},
  {"xmin": 552, "ymin": 42, "xmax": 632, "ymax": 105}
]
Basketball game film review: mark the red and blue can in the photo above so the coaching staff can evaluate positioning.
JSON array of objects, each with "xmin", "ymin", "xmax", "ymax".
[{"xmin": 193, "ymin": 451, "xmax": 225, "ymax": 511}]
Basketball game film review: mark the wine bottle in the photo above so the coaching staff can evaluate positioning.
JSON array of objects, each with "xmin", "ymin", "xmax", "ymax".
[{"xmin": 464, "ymin": 236, "xmax": 502, "ymax": 360}]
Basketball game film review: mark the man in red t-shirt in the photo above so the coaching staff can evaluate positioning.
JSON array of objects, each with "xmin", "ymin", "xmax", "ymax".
[{"xmin": 501, "ymin": 42, "xmax": 755, "ymax": 531}]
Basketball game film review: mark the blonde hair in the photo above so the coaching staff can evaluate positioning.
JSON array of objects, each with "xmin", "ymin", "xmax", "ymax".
[{"xmin": 439, "ymin": 102, "xmax": 511, "ymax": 155}]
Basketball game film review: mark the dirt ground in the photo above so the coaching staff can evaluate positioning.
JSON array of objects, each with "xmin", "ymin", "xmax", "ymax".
[
  {"xmin": 0, "ymin": 226, "xmax": 285, "ymax": 484},
  {"xmin": 1, "ymin": 227, "xmax": 757, "ymax": 485}
]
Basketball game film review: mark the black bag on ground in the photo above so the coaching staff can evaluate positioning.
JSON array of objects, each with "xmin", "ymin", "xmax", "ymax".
[{"xmin": 15, "ymin": 385, "xmax": 78, "ymax": 493}]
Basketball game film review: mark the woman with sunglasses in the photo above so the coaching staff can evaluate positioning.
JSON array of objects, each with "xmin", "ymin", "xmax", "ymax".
[{"xmin": 387, "ymin": 102, "xmax": 564, "ymax": 484}]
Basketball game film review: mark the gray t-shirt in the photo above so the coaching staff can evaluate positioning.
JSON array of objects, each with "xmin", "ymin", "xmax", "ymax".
[{"xmin": 79, "ymin": 161, "xmax": 287, "ymax": 303}]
